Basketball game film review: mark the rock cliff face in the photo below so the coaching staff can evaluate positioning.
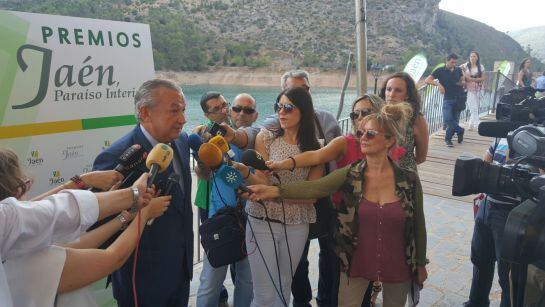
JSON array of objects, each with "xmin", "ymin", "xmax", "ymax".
[{"xmin": 184, "ymin": 0, "xmax": 445, "ymax": 66}]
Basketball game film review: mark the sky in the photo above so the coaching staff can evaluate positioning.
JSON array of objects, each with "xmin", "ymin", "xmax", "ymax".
[{"xmin": 439, "ymin": 0, "xmax": 544, "ymax": 32}]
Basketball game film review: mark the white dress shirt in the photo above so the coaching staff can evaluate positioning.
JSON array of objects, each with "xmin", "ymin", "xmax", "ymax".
[{"xmin": 0, "ymin": 190, "xmax": 99, "ymax": 307}]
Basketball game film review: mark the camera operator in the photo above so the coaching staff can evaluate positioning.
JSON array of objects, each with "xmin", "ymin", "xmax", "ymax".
[{"xmin": 463, "ymin": 138, "xmax": 522, "ymax": 307}]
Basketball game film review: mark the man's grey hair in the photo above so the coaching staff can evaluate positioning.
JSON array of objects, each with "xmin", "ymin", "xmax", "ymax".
[
  {"xmin": 280, "ymin": 69, "xmax": 311, "ymax": 90},
  {"xmin": 134, "ymin": 79, "xmax": 184, "ymax": 121}
]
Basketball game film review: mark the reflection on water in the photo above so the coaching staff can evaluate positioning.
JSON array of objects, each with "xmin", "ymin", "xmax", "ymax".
[{"xmin": 181, "ymin": 84, "xmax": 361, "ymax": 130}]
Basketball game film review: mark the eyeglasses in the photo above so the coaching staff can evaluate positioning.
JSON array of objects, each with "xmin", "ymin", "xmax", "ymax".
[
  {"xmin": 207, "ymin": 102, "xmax": 229, "ymax": 114},
  {"xmin": 355, "ymin": 129, "xmax": 387, "ymax": 140},
  {"xmin": 231, "ymin": 105, "xmax": 256, "ymax": 114},
  {"xmin": 349, "ymin": 109, "xmax": 373, "ymax": 120},
  {"xmin": 274, "ymin": 102, "xmax": 297, "ymax": 113}
]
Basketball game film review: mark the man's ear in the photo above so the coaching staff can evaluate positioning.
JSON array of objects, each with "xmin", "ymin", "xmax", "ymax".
[{"xmin": 139, "ymin": 106, "xmax": 150, "ymax": 122}]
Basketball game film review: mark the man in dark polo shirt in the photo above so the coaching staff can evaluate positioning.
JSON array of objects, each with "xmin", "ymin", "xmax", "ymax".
[{"xmin": 425, "ymin": 53, "xmax": 466, "ymax": 147}]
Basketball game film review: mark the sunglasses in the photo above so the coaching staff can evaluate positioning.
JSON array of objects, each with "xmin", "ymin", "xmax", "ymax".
[
  {"xmin": 207, "ymin": 102, "xmax": 229, "ymax": 114},
  {"xmin": 231, "ymin": 105, "xmax": 256, "ymax": 114},
  {"xmin": 349, "ymin": 109, "xmax": 373, "ymax": 120},
  {"xmin": 274, "ymin": 102, "xmax": 297, "ymax": 113},
  {"xmin": 355, "ymin": 129, "xmax": 386, "ymax": 139}
]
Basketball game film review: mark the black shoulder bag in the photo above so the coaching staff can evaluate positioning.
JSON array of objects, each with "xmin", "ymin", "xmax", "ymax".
[{"xmin": 199, "ymin": 179, "xmax": 247, "ymax": 268}]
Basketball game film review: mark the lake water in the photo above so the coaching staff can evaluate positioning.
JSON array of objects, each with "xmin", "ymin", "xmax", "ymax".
[{"xmin": 181, "ymin": 84, "xmax": 362, "ymax": 131}]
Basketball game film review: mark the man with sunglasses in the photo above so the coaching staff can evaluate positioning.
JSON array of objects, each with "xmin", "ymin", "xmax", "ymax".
[
  {"xmin": 195, "ymin": 92, "xmax": 253, "ymax": 307},
  {"xmin": 230, "ymin": 93, "xmax": 259, "ymax": 129}
]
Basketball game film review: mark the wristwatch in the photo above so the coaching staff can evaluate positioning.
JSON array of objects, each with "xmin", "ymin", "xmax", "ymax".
[
  {"xmin": 117, "ymin": 213, "xmax": 129, "ymax": 230},
  {"xmin": 70, "ymin": 175, "xmax": 87, "ymax": 189}
]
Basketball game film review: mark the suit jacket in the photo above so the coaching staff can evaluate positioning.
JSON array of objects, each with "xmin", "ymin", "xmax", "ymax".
[{"xmin": 93, "ymin": 125, "xmax": 193, "ymax": 304}]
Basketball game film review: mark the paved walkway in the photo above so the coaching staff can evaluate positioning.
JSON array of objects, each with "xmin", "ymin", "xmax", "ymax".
[{"xmin": 188, "ymin": 118, "xmax": 503, "ymax": 306}]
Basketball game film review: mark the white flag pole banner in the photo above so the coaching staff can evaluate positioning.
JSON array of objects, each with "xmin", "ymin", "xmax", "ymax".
[
  {"xmin": 403, "ymin": 53, "xmax": 428, "ymax": 82},
  {"xmin": 0, "ymin": 10, "xmax": 155, "ymax": 198}
]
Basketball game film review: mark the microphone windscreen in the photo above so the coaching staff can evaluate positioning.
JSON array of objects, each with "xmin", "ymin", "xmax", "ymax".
[
  {"xmin": 209, "ymin": 135, "xmax": 230, "ymax": 154},
  {"xmin": 188, "ymin": 134, "xmax": 203, "ymax": 156},
  {"xmin": 478, "ymin": 121, "xmax": 525, "ymax": 138},
  {"xmin": 198, "ymin": 143, "xmax": 223, "ymax": 168},
  {"xmin": 146, "ymin": 143, "xmax": 174, "ymax": 173},
  {"xmin": 115, "ymin": 144, "xmax": 148, "ymax": 175},
  {"xmin": 216, "ymin": 164, "xmax": 244, "ymax": 189},
  {"xmin": 241, "ymin": 149, "xmax": 269, "ymax": 171}
]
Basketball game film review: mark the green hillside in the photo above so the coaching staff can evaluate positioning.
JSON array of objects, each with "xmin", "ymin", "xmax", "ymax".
[{"xmin": 2, "ymin": 0, "xmax": 542, "ymax": 72}]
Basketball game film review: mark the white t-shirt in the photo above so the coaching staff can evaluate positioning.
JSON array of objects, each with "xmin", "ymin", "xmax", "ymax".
[{"xmin": 0, "ymin": 190, "xmax": 99, "ymax": 307}]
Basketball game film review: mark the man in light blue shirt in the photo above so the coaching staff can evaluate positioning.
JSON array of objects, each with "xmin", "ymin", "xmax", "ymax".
[{"xmin": 536, "ymin": 71, "xmax": 545, "ymax": 98}]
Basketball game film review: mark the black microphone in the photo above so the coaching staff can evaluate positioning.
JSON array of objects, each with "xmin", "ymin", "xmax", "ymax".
[
  {"xmin": 148, "ymin": 173, "xmax": 180, "ymax": 226},
  {"xmin": 241, "ymin": 149, "xmax": 269, "ymax": 171},
  {"xmin": 478, "ymin": 121, "xmax": 526, "ymax": 138},
  {"xmin": 114, "ymin": 144, "xmax": 148, "ymax": 176},
  {"xmin": 162, "ymin": 173, "xmax": 180, "ymax": 196}
]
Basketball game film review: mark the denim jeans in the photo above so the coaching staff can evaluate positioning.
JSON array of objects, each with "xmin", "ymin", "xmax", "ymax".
[
  {"xmin": 466, "ymin": 199, "xmax": 517, "ymax": 307},
  {"xmin": 196, "ymin": 256, "xmax": 253, "ymax": 307},
  {"xmin": 442, "ymin": 99, "xmax": 464, "ymax": 141}
]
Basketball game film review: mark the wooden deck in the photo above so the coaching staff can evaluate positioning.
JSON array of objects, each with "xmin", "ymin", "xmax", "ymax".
[{"xmin": 419, "ymin": 116, "xmax": 495, "ymax": 203}]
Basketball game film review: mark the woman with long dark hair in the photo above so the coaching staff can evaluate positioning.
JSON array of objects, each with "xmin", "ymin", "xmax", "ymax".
[
  {"xmin": 248, "ymin": 103, "xmax": 428, "ymax": 307},
  {"xmin": 379, "ymin": 72, "xmax": 429, "ymax": 171},
  {"xmin": 462, "ymin": 51, "xmax": 486, "ymax": 130},
  {"xmin": 517, "ymin": 58, "xmax": 533, "ymax": 87},
  {"xmin": 244, "ymin": 87, "xmax": 323, "ymax": 306}
]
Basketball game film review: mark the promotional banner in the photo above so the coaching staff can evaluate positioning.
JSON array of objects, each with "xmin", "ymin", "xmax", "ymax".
[
  {"xmin": 0, "ymin": 10, "xmax": 155, "ymax": 197},
  {"xmin": 403, "ymin": 53, "xmax": 428, "ymax": 82}
]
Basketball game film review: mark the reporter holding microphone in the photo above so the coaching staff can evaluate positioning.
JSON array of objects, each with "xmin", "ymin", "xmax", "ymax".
[
  {"xmin": 92, "ymin": 79, "xmax": 193, "ymax": 307},
  {"xmin": 0, "ymin": 148, "xmax": 161, "ymax": 307}
]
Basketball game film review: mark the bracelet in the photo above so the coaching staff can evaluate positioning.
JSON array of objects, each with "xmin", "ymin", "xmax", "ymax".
[
  {"xmin": 70, "ymin": 175, "xmax": 87, "ymax": 189},
  {"xmin": 129, "ymin": 187, "xmax": 139, "ymax": 213},
  {"xmin": 288, "ymin": 156, "xmax": 296, "ymax": 172},
  {"xmin": 117, "ymin": 213, "xmax": 129, "ymax": 230}
]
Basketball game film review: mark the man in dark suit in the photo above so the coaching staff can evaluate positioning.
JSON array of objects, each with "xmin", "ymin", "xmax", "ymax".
[{"xmin": 93, "ymin": 79, "xmax": 193, "ymax": 307}]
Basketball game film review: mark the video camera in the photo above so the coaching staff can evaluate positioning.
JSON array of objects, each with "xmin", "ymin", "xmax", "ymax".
[
  {"xmin": 452, "ymin": 88, "xmax": 545, "ymax": 269},
  {"xmin": 496, "ymin": 87, "xmax": 545, "ymax": 123}
]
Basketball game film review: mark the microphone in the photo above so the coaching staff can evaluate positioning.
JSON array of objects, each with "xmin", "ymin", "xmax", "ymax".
[
  {"xmin": 198, "ymin": 143, "xmax": 224, "ymax": 169},
  {"xmin": 188, "ymin": 133, "xmax": 203, "ymax": 160},
  {"xmin": 148, "ymin": 173, "xmax": 180, "ymax": 226},
  {"xmin": 216, "ymin": 164, "xmax": 250, "ymax": 193},
  {"xmin": 241, "ymin": 149, "xmax": 269, "ymax": 171},
  {"xmin": 146, "ymin": 143, "xmax": 174, "ymax": 187},
  {"xmin": 478, "ymin": 121, "xmax": 526, "ymax": 138},
  {"xmin": 209, "ymin": 135, "xmax": 235, "ymax": 159},
  {"xmin": 114, "ymin": 144, "xmax": 148, "ymax": 176}
]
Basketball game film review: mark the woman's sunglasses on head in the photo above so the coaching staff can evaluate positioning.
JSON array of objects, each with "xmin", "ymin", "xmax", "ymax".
[
  {"xmin": 350, "ymin": 109, "xmax": 373, "ymax": 120},
  {"xmin": 231, "ymin": 105, "xmax": 256, "ymax": 114},
  {"xmin": 274, "ymin": 102, "xmax": 296, "ymax": 113}
]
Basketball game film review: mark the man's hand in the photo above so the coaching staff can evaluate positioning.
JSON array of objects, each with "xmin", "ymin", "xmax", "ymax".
[
  {"xmin": 222, "ymin": 123, "xmax": 236, "ymax": 143},
  {"xmin": 248, "ymin": 184, "xmax": 280, "ymax": 201},
  {"xmin": 194, "ymin": 161, "xmax": 211, "ymax": 179},
  {"xmin": 438, "ymin": 84, "xmax": 445, "ymax": 94},
  {"xmin": 80, "ymin": 170, "xmax": 124, "ymax": 191},
  {"xmin": 417, "ymin": 265, "xmax": 428, "ymax": 289}
]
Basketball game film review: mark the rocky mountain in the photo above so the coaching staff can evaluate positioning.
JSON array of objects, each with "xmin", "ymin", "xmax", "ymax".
[
  {"xmin": 2, "ymin": 0, "xmax": 542, "ymax": 72},
  {"xmin": 509, "ymin": 26, "xmax": 545, "ymax": 62}
]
